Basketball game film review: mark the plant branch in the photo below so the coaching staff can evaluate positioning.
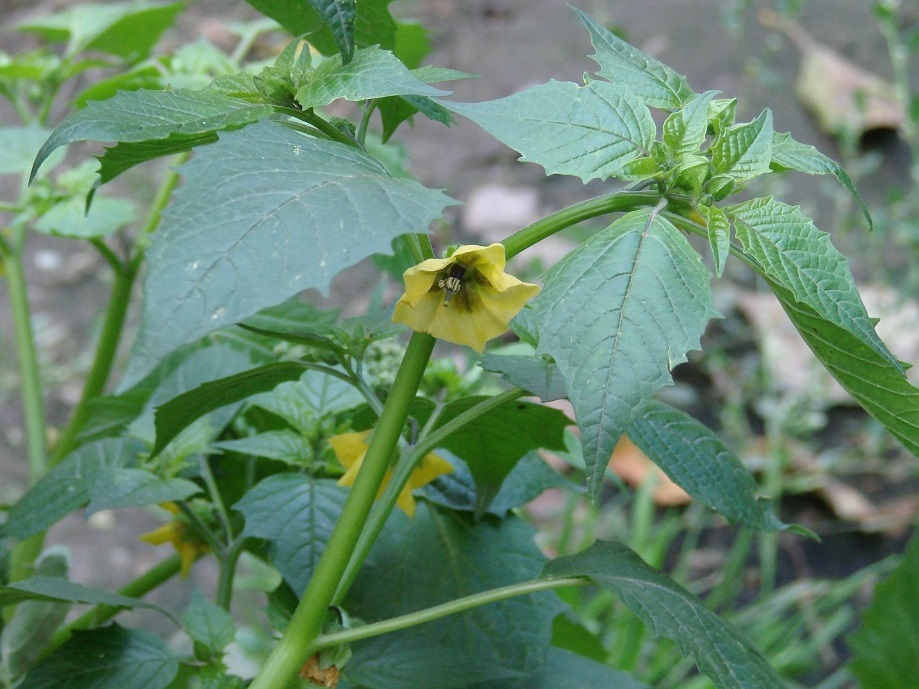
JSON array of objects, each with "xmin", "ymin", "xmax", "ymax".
[
  {"xmin": 249, "ymin": 332, "xmax": 436, "ymax": 689},
  {"xmin": 501, "ymin": 190, "xmax": 660, "ymax": 259},
  {"xmin": 2, "ymin": 226, "xmax": 47, "ymax": 483},
  {"xmin": 313, "ymin": 576, "xmax": 591, "ymax": 653}
]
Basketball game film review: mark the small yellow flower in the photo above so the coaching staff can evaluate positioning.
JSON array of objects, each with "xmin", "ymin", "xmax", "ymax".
[
  {"xmin": 139, "ymin": 503, "xmax": 210, "ymax": 578},
  {"xmin": 392, "ymin": 243, "xmax": 540, "ymax": 352},
  {"xmin": 330, "ymin": 431, "xmax": 452, "ymax": 517}
]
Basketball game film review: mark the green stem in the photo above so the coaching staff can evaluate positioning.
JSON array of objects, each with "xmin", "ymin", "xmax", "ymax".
[
  {"xmin": 501, "ymin": 190, "xmax": 660, "ymax": 259},
  {"xmin": 356, "ymin": 99, "xmax": 377, "ymax": 145},
  {"xmin": 177, "ymin": 501, "xmax": 225, "ymax": 556},
  {"xmin": 45, "ymin": 555, "xmax": 182, "ymax": 653},
  {"xmin": 2, "ymin": 227, "xmax": 47, "ymax": 482},
  {"xmin": 333, "ymin": 387, "xmax": 527, "ymax": 603},
  {"xmin": 198, "ymin": 454, "xmax": 234, "ymax": 545},
  {"xmin": 216, "ymin": 537, "xmax": 247, "ymax": 611},
  {"xmin": 249, "ymin": 332, "xmax": 436, "ymax": 689},
  {"xmin": 50, "ymin": 261, "xmax": 136, "ymax": 464},
  {"xmin": 312, "ymin": 576, "xmax": 590, "ymax": 653}
]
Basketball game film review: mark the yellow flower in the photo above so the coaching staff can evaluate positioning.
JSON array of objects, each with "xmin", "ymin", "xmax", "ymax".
[
  {"xmin": 139, "ymin": 503, "xmax": 210, "ymax": 578},
  {"xmin": 331, "ymin": 431, "xmax": 452, "ymax": 517},
  {"xmin": 392, "ymin": 243, "xmax": 540, "ymax": 352}
]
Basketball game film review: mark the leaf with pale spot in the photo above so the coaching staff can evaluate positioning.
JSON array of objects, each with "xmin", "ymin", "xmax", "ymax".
[
  {"xmin": 120, "ymin": 120, "xmax": 453, "ymax": 389},
  {"xmin": 532, "ymin": 209, "xmax": 718, "ymax": 499}
]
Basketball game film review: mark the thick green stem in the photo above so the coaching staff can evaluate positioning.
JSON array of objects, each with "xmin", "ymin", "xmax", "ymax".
[
  {"xmin": 249, "ymin": 332, "xmax": 436, "ymax": 689},
  {"xmin": 312, "ymin": 576, "xmax": 590, "ymax": 653},
  {"xmin": 501, "ymin": 190, "xmax": 660, "ymax": 259},
  {"xmin": 333, "ymin": 387, "xmax": 528, "ymax": 603},
  {"xmin": 3, "ymin": 228, "xmax": 50, "ymax": 603},
  {"xmin": 44, "ymin": 555, "xmax": 181, "ymax": 654}
]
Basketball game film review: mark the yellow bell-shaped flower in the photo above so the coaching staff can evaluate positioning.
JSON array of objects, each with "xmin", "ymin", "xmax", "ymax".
[
  {"xmin": 331, "ymin": 431, "xmax": 452, "ymax": 518},
  {"xmin": 392, "ymin": 243, "xmax": 539, "ymax": 352},
  {"xmin": 138, "ymin": 503, "xmax": 210, "ymax": 578}
]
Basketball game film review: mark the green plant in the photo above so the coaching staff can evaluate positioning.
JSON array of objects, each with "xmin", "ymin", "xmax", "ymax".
[{"xmin": 2, "ymin": 2, "xmax": 918, "ymax": 689}]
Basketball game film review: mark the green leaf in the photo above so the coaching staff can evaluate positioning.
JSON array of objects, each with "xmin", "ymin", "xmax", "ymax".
[
  {"xmin": 848, "ymin": 532, "xmax": 919, "ymax": 689},
  {"xmin": 0, "ymin": 548, "xmax": 70, "ymax": 679},
  {"xmin": 446, "ymin": 79, "xmax": 655, "ymax": 183},
  {"xmin": 5, "ymin": 437, "xmax": 143, "ymax": 540},
  {"xmin": 626, "ymin": 400, "xmax": 797, "ymax": 533},
  {"xmin": 710, "ymin": 109, "xmax": 774, "ymax": 187},
  {"xmin": 184, "ymin": 589, "xmax": 236, "ymax": 654},
  {"xmin": 120, "ymin": 120, "xmax": 453, "ymax": 389},
  {"xmin": 393, "ymin": 20, "xmax": 430, "ymax": 69},
  {"xmin": 699, "ymin": 204, "xmax": 730, "ymax": 277},
  {"xmin": 212, "ymin": 429, "xmax": 313, "ymax": 465},
  {"xmin": 532, "ymin": 210, "xmax": 718, "ymax": 499},
  {"xmin": 477, "ymin": 353, "xmax": 567, "ymax": 402},
  {"xmin": 573, "ymin": 7, "xmax": 694, "ymax": 109},
  {"xmin": 250, "ymin": 370, "xmax": 365, "ymax": 433},
  {"xmin": 663, "ymin": 90, "xmax": 718, "ymax": 157},
  {"xmin": 19, "ymin": 624, "xmax": 178, "ymax": 689},
  {"xmin": 244, "ymin": 0, "xmax": 397, "ymax": 55},
  {"xmin": 550, "ymin": 615, "xmax": 608, "ymax": 663},
  {"xmin": 768, "ymin": 279, "xmax": 919, "ymax": 457},
  {"xmin": 18, "ymin": 2, "xmax": 182, "ymax": 60},
  {"xmin": 30, "ymin": 89, "xmax": 273, "ymax": 181},
  {"xmin": 308, "ymin": 0, "xmax": 357, "ymax": 62},
  {"xmin": 423, "ymin": 452, "xmax": 577, "ymax": 517},
  {"xmin": 34, "ymin": 195, "xmax": 136, "ymax": 239},
  {"xmin": 770, "ymin": 131, "xmax": 872, "ymax": 229},
  {"xmin": 0, "ymin": 578, "xmax": 173, "ymax": 622},
  {"xmin": 544, "ymin": 541, "xmax": 787, "ymax": 689},
  {"xmin": 95, "ymin": 132, "xmax": 219, "ymax": 185},
  {"xmin": 76, "ymin": 389, "xmax": 150, "ymax": 445},
  {"xmin": 234, "ymin": 474, "xmax": 348, "ymax": 593},
  {"xmin": 152, "ymin": 362, "xmax": 308, "ymax": 455},
  {"xmin": 729, "ymin": 196, "xmax": 900, "ymax": 369},
  {"xmin": 84, "ymin": 468, "xmax": 201, "ymax": 515},
  {"xmin": 295, "ymin": 45, "xmax": 447, "ymax": 109},
  {"xmin": 0, "ymin": 125, "xmax": 64, "ymax": 177},
  {"xmin": 431, "ymin": 397, "xmax": 571, "ymax": 515},
  {"xmin": 345, "ymin": 504, "xmax": 564, "ymax": 689},
  {"xmin": 533, "ymin": 648, "xmax": 647, "ymax": 689}
]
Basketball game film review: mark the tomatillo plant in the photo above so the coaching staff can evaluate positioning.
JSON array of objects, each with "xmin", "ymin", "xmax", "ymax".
[{"xmin": 2, "ymin": 2, "xmax": 918, "ymax": 689}]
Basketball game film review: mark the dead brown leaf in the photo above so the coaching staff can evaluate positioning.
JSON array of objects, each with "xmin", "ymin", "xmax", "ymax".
[
  {"xmin": 760, "ymin": 9, "xmax": 904, "ymax": 138},
  {"xmin": 608, "ymin": 435, "xmax": 691, "ymax": 506}
]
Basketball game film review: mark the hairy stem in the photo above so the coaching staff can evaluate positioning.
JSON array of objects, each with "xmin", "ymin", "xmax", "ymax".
[{"xmin": 249, "ymin": 332, "xmax": 436, "ymax": 689}]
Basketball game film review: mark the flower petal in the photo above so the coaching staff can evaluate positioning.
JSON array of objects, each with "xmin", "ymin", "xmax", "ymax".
[
  {"xmin": 329, "ymin": 431, "xmax": 371, "ymax": 470},
  {"xmin": 409, "ymin": 452, "xmax": 454, "ymax": 488},
  {"xmin": 392, "ymin": 243, "xmax": 539, "ymax": 350}
]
